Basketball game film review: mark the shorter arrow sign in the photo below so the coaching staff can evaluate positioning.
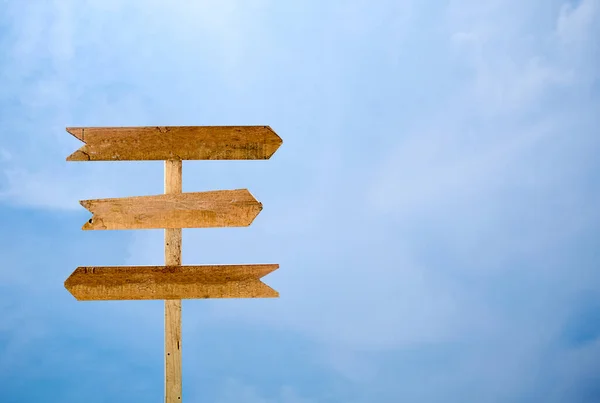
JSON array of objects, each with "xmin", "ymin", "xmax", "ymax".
[
  {"xmin": 81, "ymin": 189, "xmax": 261, "ymax": 230},
  {"xmin": 65, "ymin": 264, "xmax": 279, "ymax": 300},
  {"xmin": 66, "ymin": 126, "xmax": 283, "ymax": 161}
]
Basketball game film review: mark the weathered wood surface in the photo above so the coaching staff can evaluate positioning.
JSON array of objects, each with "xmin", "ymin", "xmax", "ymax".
[
  {"xmin": 80, "ymin": 189, "xmax": 262, "ymax": 230},
  {"xmin": 64, "ymin": 265, "xmax": 280, "ymax": 300},
  {"xmin": 164, "ymin": 160, "xmax": 182, "ymax": 403},
  {"xmin": 165, "ymin": 297, "xmax": 181, "ymax": 403},
  {"xmin": 66, "ymin": 126, "xmax": 283, "ymax": 161}
]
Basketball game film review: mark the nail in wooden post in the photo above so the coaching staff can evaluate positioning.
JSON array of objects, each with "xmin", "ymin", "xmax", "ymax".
[{"xmin": 165, "ymin": 160, "xmax": 182, "ymax": 402}]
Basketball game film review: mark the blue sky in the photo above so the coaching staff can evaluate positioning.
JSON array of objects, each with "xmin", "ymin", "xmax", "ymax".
[{"xmin": 0, "ymin": 0, "xmax": 599, "ymax": 402}]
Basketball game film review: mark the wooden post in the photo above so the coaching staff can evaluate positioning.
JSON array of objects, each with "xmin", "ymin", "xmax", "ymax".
[{"xmin": 165, "ymin": 160, "xmax": 182, "ymax": 402}]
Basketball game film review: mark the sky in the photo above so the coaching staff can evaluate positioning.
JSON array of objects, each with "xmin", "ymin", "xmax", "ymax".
[{"xmin": 0, "ymin": 0, "xmax": 599, "ymax": 402}]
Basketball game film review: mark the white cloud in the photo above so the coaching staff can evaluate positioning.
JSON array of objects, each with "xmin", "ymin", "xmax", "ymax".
[
  {"xmin": 448, "ymin": 2, "xmax": 584, "ymax": 113},
  {"xmin": 370, "ymin": 0, "xmax": 599, "ymax": 221}
]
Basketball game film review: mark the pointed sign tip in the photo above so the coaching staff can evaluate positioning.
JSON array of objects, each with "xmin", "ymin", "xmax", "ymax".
[
  {"xmin": 261, "ymin": 126, "xmax": 282, "ymax": 160},
  {"xmin": 66, "ymin": 148, "xmax": 90, "ymax": 161},
  {"xmin": 240, "ymin": 188, "xmax": 260, "ymax": 203},
  {"xmin": 257, "ymin": 264, "xmax": 279, "ymax": 278},
  {"xmin": 267, "ymin": 141, "xmax": 283, "ymax": 160},
  {"xmin": 66, "ymin": 127, "xmax": 85, "ymax": 141},
  {"xmin": 262, "ymin": 284, "xmax": 280, "ymax": 298},
  {"xmin": 79, "ymin": 201, "xmax": 95, "ymax": 230},
  {"xmin": 245, "ymin": 202, "xmax": 263, "ymax": 226},
  {"xmin": 81, "ymin": 217, "xmax": 98, "ymax": 230},
  {"xmin": 66, "ymin": 128, "xmax": 89, "ymax": 160},
  {"xmin": 64, "ymin": 279, "xmax": 78, "ymax": 300}
]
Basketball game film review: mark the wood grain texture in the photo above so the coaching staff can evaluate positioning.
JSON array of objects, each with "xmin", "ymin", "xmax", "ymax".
[
  {"xmin": 165, "ymin": 298, "xmax": 181, "ymax": 403},
  {"xmin": 80, "ymin": 189, "xmax": 262, "ymax": 230},
  {"xmin": 164, "ymin": 160, "xmax": 182, "ymax": 403},
  {"xmin": 66, "ymin": 126, "xmax": 283, "ymax": 161},
  {"xmin": 164, "ymin": 161, "xmax": 183, "ymax": 265},
  {"xmin": 63, "ymin": 265, "xmax": 280, "ymax": 300}
]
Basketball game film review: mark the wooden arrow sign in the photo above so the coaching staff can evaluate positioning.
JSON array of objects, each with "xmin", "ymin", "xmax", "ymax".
[
  {"xmin": 65, "ymin": 264, "xmax": 279, "ymax": 301},
  {"xmin": 66, "ymin": 126, "xmax": 282, "ymax": 161},
  {"xmin": 81, "ymin": 189, "xmax": 262, "ymax": 230}
]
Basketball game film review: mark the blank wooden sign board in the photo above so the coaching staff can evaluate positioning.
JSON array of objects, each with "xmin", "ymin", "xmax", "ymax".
[{"xmin": 64, "ymin": 126, "xmax": 282, "ymax": 402}]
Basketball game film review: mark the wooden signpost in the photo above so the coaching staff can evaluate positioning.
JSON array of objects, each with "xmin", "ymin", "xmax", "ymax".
[{"xmin": 65, "ymin": 126, "xmax": 282, "ymax": 402}]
